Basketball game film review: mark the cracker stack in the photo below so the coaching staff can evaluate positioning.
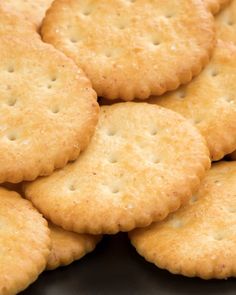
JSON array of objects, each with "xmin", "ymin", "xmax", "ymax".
[{"xmin": 0, "ymin": 0, "xmax": 235, "ymax": 293}]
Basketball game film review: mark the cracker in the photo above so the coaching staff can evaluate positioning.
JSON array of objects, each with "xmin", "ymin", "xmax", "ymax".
[
  {"xmin": 203, "ymin": 0, "xmax": 231, "ymax": 14},
  {"xmin": 0, "ymin": 35, "xmax": 98, "ymax": 183},
  {"xmin": 1, "ymin": 0, "xmax": 54, "ymax": 29},
  {"xmin": 216, "ymin": 0, "xmax": 236, "ymax": 45},
  {"xmin": 148, "ymin": 40, "xmax": 236, "ymax": 161},
  {"xmin": 0, "ymin": 6, "xmax": 38, "ymax": 37},
  {"xmin": 47, "ymin": 223, "xmax": 101, "ymax": 270},
  {"xmin": 130, "ymin": 162, "xmax": 236, "ymax": 279},
  {"xmin": 24, "ymin": 103, "xmax": 210, "ymax": 235},
  {"xmin": 41, "ymin": 0, "xmax": 215, "ymax": 101},
  {"xmin": 0, "ymin": 188, "xmax": 51, "ymax": 294}
]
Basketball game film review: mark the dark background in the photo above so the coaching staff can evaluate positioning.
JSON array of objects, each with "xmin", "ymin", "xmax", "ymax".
[{"xmin": 21, "ymin": 233, "xmax": 236, "ymax": 295}]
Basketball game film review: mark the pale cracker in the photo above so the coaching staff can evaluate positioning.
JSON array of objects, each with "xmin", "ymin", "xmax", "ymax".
[
  {"xmin": 1, "ymin": 0, "xmax": 54, "ymax": 29},
  {"xmin": 216, "ymin": 0, "xmax": 236, "ymax": 45},
  {"xmin": 0, "ymin": 35, "xmax": 98, "ymax": 183},
  {"xmin": 130, "ymin": 162, "xmax": 236, "ymax": 279},
  {"xmin": 148, "ymin": 40, "xmax": 236, "ymax": 161},
  {"xmin": 0, "ymin": 188, "xmax": 51, "ymax": 294},
  {"xmin": 47, "ymin": 223, "xmax": 101, "ymax": 270},
  {"xmin": 41, "ymin": 0, "xmax": 215, "ymax": 101},
  {"xmin": 24, "ymin": 103, "xmax": 210, "ymax": 235},
  {"xmin": 203, "ymin": 0, "xmax": 231, "ymax": 14}
]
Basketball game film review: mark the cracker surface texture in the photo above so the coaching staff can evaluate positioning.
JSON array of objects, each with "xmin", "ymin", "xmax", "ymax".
[
  {"xmin": 148, "ymin": 40, "xmax": 236, "ymax": 161},
  {"xmin": 24, "ymin": 103, "xmax": 210, "ymax": 235},
  {"xmin": 0, "ymin": 6, "xmax": 39, "ymax": 37},
  {"xmin": 130, "ymin": 162, "xmax": 236, "ymax": 279},
  {"xmin": 41, "ymin": 0, "xmax": 215, "ymax": 100},
  {"xmin": 0, "ymin": 188, "xmax": 51, "ymax": 294},
  {"xmin": 1, "ymin": 0, "xmax": 54, "ymax": 29},
  {"xmin": 47, "ymin": 223, "xmax": 101, "ymax": 270},
  {"xmin": 0, "ymin": 35, "xmax": 98, "ymax": 183},
  {"xmin": 204, "ymin": 0, "xmax": 231, "ymax": 14},
  {"xmin": 216, "ymin": 0, "xmax": 236, "ymax": 44}
]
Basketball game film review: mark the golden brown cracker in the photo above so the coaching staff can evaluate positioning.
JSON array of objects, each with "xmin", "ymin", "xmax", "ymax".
[
  {"xmin": 47, "ymin": 223, "xmax": 101, "ymax": 270},
  {"xmin": 41, "ymin": 0, "xmax": 215, "ymax": 100},
  {"xmin": 130, "ymin": 162, "xmax": 236, "ymax": 279},
  {"xmin": 0, "ymin": 35, "xmax": 98, "ymax": 183},
  {"xmin": 0, "ymin": 188, "xmax": 51, "ymax": 294},
  {"xmin": 24, "ymin": 103, "xmax": 210, "ymax": 235},
  {"xmin": 149, "ymin": 41, "xmax": 236, "ymax": 161}
]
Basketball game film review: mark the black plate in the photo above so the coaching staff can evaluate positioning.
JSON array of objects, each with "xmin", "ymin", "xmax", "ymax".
[{"xmin": 21, "ymin": 233, "xmax": 236, "ymax": 295}]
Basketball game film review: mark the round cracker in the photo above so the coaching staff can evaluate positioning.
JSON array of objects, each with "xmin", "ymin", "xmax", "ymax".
[
  {"xmin": 1, "ymin": 0, "xmax": 54, "ymax": 29},
  {"xmin": 24, "ymin": 103, "xmax": 210, "ymax": 235},
  {"xmin": 47, "ymin": 223, "xmax": 101, "ymax": 270},
  {"xmin": 0, "ymin": 188, "xmax": 51, "ymax": 294},
  {"xmin": 0, "ymin": 35, "xmax": 98, "ymax": 183},
  {"xmin": 41, "ymin": 0, "xmax": 215, "ymax": 101},
  {"xmin": 148, "ymin": 40, "xmax": 236, "ymax": 161},
  {"xmin": 216, "ymin": 0, "xmax": 236, "ymax": 45},
  {"xmin": 130, "ymin": 162, "xmax": 236, "ymax": 279},
  {"xmin": 203, "ymin": 0, "xmax": 231, "ymax": 14}
]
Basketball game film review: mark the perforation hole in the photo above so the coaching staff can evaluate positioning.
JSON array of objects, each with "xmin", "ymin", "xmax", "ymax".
[
  {"xmin": 150, "ymin": 128, "xmax": 157, "ymax": 136},
  {"xmin": 228, "ymin": 207, "xmax": 236, "ymax": 213},
  {"xmin": 109, "ymin": 156, "xmax": 118, "ymax": 164},
  {"xmin": 117, "ymin": 23, "xmax": 126, "ymax": 30},
  {"xmin": 105, "ymin": 51, "xmax": 113, "ymax": 58},
  {"xmin": 152, "ymin": 157, "xmax": 160, "ymax": 164},
  {"xmin": 178, "ymin": 90, "xmax": 186, "ymax": 99},
  {"xmin": 228, "ymin": 20, "xmax": 234, "ymax": 26},
  {"xmin": 7, "ymin": 132, "xmax": 18, "ymax": 141},
  {"xmin": 190, "ymin": 195, "xmax": 198, "ymax": 204},
  {"xmin": 211, "ymin": 70, "xmax": 219, "ymax": 77},
  {"xmin": 7, "ymin": 67, "xmax": 14, "ymax": 73},
  {"xmin": 111, "ymin": 186, "xmax": 120, "ymax": 194},
  {"xmin": 69, "ymin": 184, "xmax": 76, "ymax": 191},
  {"xmin": 166, "ymin": 14, "xmax": 173, "ymax": 19},
  {"xmin": 194, "ymin": 119, "xmax": 202, "ymax": 125},
  {"xmin": 70, "ymin": 38, "xmax": 78, "ymax": 43},
  {"xmin": 51, "ymin": 106, "xmax": 60, "ymax": 114},
  {"xmin": 82, "ymin": 9, "xmax": 91, "ymax": 16},
  {"xmin": 214, "ymin": 233, "xmax": 224, "ymax": 241},
  {"xmin": 170, "ymin": 219, "xmax": 183, "ymax": 229},
  {"xmin": 226, "ymin": 97, "xmax": 234, "ymax": 104},
  {"xmin": 47, "ymin": 85, "xmax": 52, "ymax": 89},
  {"xmin": 107, "ymin": 129, "xmax": 116, "ymax": 136},
  {"xmin": 214, "ymin": 180, "xmax": 221, "ymax": 186},
  {"xmin": 152, "ymin": 39, "xmax": 161, "ymax": 46},
  {"xmin": 7, "ymin": 98, "xmax": 17, "ymax": 106},
  {"xmin": 51, "ymin": 77, "xmax": 57, "ymax": 82}
]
